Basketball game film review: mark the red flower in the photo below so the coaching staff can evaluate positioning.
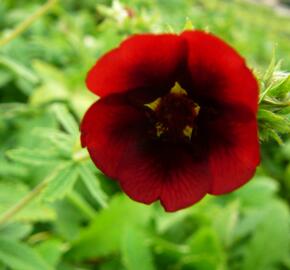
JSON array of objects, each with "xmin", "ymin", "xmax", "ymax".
[{"xmin": 81, "ymin": 30, "xmax": 260, "ymax": 212}]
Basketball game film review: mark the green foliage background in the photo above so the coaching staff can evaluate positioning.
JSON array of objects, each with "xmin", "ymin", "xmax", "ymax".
[{"xmin": 0, "ymin": 0, "xmax": 289, "ymax": 269}]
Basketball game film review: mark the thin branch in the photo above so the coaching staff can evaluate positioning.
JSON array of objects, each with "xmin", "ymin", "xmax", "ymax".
[
  {"xmin": 0, "ymin": 149, "xmax": 90, "ymax": 226},
  {"xmin": 0, "ymin": 164, "xmax": 64, "ymax": 226},
  {"xmin": 0, "ymin": 0, "xmax": 58, "ymax": 47}
]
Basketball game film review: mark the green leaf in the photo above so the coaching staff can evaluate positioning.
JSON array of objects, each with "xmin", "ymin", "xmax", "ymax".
[
  {"xmin": 32, "ymin": 127, "xmax": 74, "ymax": 156},
  {"xmin": 258, "ymin": 109, "xmax": 290, "ymax": 143},
  {"xmin": 185, "ymin": 227, "xmax": 225, "ymax": 270},
  {"xmin": 0, "ymin": 223, "xmax": 32, "ymax": 240},
  {"xmin": 0, "ymin": 69, "xmax": 12, "ymax": 87},
  {"xmin": 262, "ymin": 49, "xmax": 276, "ymax": 88},
  {"xmin": 31, "ymin": 60, "xmax": 69, "ymax": 104},
  {"xmin": 30, "ymin": 60, "xmax": 69, "ymax": 104},
  {"xmin": 183, "ymin": 18, "xmax": 194, "ymax": 30},
  {"xmin": 164, "ymin": 24, "xmax": 175, "ymax": 33},
  {"xmin": 42, "ymin": 163, "xmax": 78, "ymax": 202},
  {"xmin": 0, "ymin": 55, "xmax": 39, "ymax": 84},
  {"xmin": 213, "ymin": 201, "xmax": 239, "ymax": 248},
  {"xmin": 6, "ymin": 147, "xmax": 60, "ymax": 166},
  {"xmin": 0, "ymin": 180, "xmax": 55, "ymax": 222},
  {"xmin": 78, "ymin": 163, "xmax": 108, "ymax": 208},
  {"xmin": 258, "ymin": 109, "xmax": 290, "ymax": 133},
  {"xmin": 34, "ymin": 239, "xmax": 64, "ymax": 268},
  {"xmin": 0, "ymin": 158, "xmax": 27, "ymax": 178},
  {"xmin": 68, "ymin": 195, "xmax": 152, "ymax": 260},
  {"xmin": 67, "ymin": 191, "xmax": 96, "ymax": 220},
  {"xmin": 241, "ymin": 201, "xmax": 290, "ymax": 270},
  {"xmin": 30, "ymin": 60, "xmax": 69, "ymax": 105},
  {"xmin": 234, "ymin": 209, "xmax": 265, "ymax": 242},
  {"xmin": 53, "ymin": 197, "xmax": 86, "ymax": 241},
  {"xmin": 267, "ymin": 129, "xmax": 283, "ymax": 145},
  {"xmin": 0, "ymin": 103, "xmax": 28, "ymax": 120},
  {"xmin": 121, "ymin": 226, "xmax": 155, "ymax": 270},
  {"xmin": 0, "ymin": 237, "xmax": 53, "ymax": 270},
  {"xmin": 51, "ymin": 104, "xmax": 79, "ymax": 136},
  {"xmin": 233, "ymin": 176, "xmax": 278, "ymax": 206},
  {"xmin": 155, "ymin": 209, "xmax": 191, "ymax": 233},
  {"xmin": 269, "ymin": 74, "xmax": 290, "ymax": 99}
]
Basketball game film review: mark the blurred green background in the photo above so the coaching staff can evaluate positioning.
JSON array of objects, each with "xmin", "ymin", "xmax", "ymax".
[{"xmin": 0, "ymin": 0, "xmax": 290, "ymax": 269}]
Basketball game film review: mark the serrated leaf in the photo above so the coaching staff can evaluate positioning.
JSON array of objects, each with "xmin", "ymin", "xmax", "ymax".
[
  {"xmin": 0, "ymin": 55, "xmax": 39, "ymax": 83},
  {"xmin": 0, "ymin": 159, "xmax": 27, "ymax": 178},
  {"xmin": 0, "ymin": 180, "xmax": 55, "ymax": 222},
  {"xmin": 30, "ymin": 61, "xmax": 69, "ymax": 105},
  {"xmin": 279, "ymin": 105, "xmax": 290, "ymax": 116},
  {"xmin": 262, "ymin": 50, "xmax": 276, "ymax": 88},
  {"xmin": 68, "ymin": 195, "xmax": 152, "ymax": 260},
  {"xmin": 30, "ymin": 85, "xmax": 68, "ymax": 105},
  {"xmin": 51, "ymin": 104, "xmax": 79, "ymax": 136},
  {"xmin": 6, "ymin": 148, "xmax": 60, "ymax": 166},
  {"xmin": 241, "ymin": 201, "xmax": 289, "ymax": 270},
  {"xmin": 0, "ymin": 223, "xmax": 32, "ymax": 240},
  {"xmin": 268, "ymin": 129, "xmax": 283, "ymax": 144},
  {"xmin": 32, "ymin": 127, "xmax": 74, "ymax": 156},
  {"xmin": 185, "ymin": 227, "xmax": 225, "ymax": 269},
  {"xmin": 0, "ymin": 237, "xmax": 52, "ymax": 270},
  {"xmin": 32, "ymin": 60, "xmax": 67, "ymax": 90},
  {"xmin": 269, "ymin": 74, "xmax": 290, "ymax": 99},
  {"xmin": 78, "ymin": 163, "xmax": 108, "ymax": 208},
  {"xmin": 258, "ymin": 109, "xmax": 290, "ymax": 140},
  {"xmin": 121, "ymin": 227, "xmax": 155, "ymax": 270},
  {"xmin": 42, "ymin": 163, "xmax": 78, "ymax": 202}
]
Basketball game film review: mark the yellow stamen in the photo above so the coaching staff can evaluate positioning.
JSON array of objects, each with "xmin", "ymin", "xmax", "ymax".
[
  {"xmin": 144, "ymin": 97, "xmax": 161, "ymax": 111},
  {"xmin": 144, "ymin": 81, "xmax": 200, "ymax": 140},
  {"xmin": 170, "ymin": 82, "xmax": 187, "ymax": 95},
  {"xmin": 194, "ymin": 103, "xmax": 200, "ymax": 116},
  {"xmin": 156, "ymin": 122, "xmax": 166, "ymax": 137},
  {"xmin": 145, "ymin": 82, "xmax": 188, "ymax": 111},
  {"xmin": 182, "ymin": 125, "xmax": 193, "ymax": 139}
]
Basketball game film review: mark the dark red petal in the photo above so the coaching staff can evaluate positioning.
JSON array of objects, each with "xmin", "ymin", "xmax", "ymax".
[
  {"xmin": 86, "ymin": 34, "xmax": 186, "ymax": 101},
  {"xmin": 80, "ymin": 96, "xmax": 149, "ymax": 179},
  {"xmin": 117, "ymin": 142, "xmax": 211, "ymax": 211},
  {"xmin": 117, "ymin": 143, "xmax": 164, "ymax": 205},
  {"xmin": 81, "ymin": 97, "xmax": 211, "ymax": 210},
  {"xmin": 181, "ymin": 31, "xmax": 259, "ymax": 112},
  {"xmin": 203, "ymin": 107, "xmax": 260, "ymax": 194},
  {"xmin": 160, "ymin": 159, "xmax": 210, "ymax": 212}
]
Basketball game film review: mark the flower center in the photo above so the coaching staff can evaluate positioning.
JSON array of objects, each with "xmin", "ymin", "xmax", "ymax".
[{"xmin": 145, "ymin": 82, "xmax": 200, "ymax": 141}]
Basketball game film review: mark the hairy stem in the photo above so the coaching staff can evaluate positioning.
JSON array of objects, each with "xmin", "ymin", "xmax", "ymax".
[{"xmin": 0, "ymin": 0, "xmax": 58, "ymax": 47}]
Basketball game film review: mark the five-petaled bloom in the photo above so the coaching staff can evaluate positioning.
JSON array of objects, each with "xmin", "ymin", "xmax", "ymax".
[{"xmin": 81, "ymin": 30, "xmax": 260, "ymax": 212}]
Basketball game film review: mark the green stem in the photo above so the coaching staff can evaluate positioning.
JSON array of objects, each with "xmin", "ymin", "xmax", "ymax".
[
  {"xmin": 0, "ymin": 149, "xmax": 90, "ymax": 227},
  {"xmin": 0, "ymin": 0, "xmax": 58, "ymax": 47},
  {"xmin": 0, "ymin": 164, "xmax": 65, "ymax": 226}
]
